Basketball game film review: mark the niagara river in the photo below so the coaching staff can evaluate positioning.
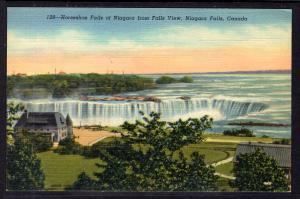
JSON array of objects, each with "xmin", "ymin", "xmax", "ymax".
[{"xmin": 9, "ymin": 73, "xmax": 291, "ymax": 138}]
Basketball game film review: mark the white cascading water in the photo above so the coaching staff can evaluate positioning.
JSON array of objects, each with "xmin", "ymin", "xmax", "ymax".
[{"xmin": 15, "ymin": 98, "xmax": 268, "ymax": 126}]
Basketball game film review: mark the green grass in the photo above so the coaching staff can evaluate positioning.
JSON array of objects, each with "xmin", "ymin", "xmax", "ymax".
[
  {"xmin": 38, "ymin": 140, "xmax": 238, "ymax": 191},
  {"xmin": 215, "ymin": 162, "xmax": 234, "ymax": 176},
  {"xmin": 37, "ymin": 151, "xmax": 103, "ymax": 190},
  {"xmin": 217, "ymin": 177, "xmax": 236, "ymax": 192},
  {"xmin": 173, "ymin": 148, "xmax": 227, "ymax": 164}
]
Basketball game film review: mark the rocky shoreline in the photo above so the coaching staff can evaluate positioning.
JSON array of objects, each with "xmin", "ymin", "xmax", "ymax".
[
  {"xmin": 79, "ymin": 95, "xmax": 192, "ymax": 103},
  {"xmin": 228, "ymin": 122, "xmax": 290, "ymax": 127}
]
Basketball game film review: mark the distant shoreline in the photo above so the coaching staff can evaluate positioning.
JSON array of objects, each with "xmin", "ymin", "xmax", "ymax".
[
  {"xmin": 8, "ymin": 70, "xmax": 291, "ymax": 76},
  {"xmin": 138, "ymin": 70, "xmax": 291, "ymax": 75}
]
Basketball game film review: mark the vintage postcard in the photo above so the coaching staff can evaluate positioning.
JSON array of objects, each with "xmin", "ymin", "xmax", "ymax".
[{"xmin": 6, "ymin": 8, "xmax": 291, "ymax": 192}]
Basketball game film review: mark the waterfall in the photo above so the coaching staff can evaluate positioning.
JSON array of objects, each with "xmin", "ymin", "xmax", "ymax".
[{"xmin": 12, "ymin": 98, "xmax": 268, "ymax": 126}]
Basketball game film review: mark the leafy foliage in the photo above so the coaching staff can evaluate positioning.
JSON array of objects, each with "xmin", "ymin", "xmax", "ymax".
[
  {"xmin": 6, "ymin": 102, "xmax": 45, "ymax": 190},
  {"xmin": 223, "ymin": 128, "xmax": 255, "ymax": 137},
  {"xmin": 155, "ymin": 75, "xmax": 194, "ymax": 84},
  {"xmin": 28, "ymin": 133, "xmax": 53, "ymax": 152},
  {"xmin": 231, "ymin": 148, "xmax": 289, "ymax": 191},
  {"xmin": 70, "ymin": 112, "xmax": 217, "ymax": 191},
  {"xmin": 179, "ymin": 76, "xmax": 194, "ymax": 83},
  {"xmin": 273, "ymin": 138, "xmax": 291, "ymax": 145},
  {"xmin": 7, "ymin": 102, "xmax": 24, "ymax": 145},
  {"xmin": 7, "ymin": 74, "xmax": 155, "ymax": 98},
  {"xmin": 65, "ymin": 172, "xmax": 97, "ymax": 190},
  {"xmin": 155, "ymin": 76, "xmax": 178, "ymax": 84},
  {"xmin": 7, "ymin": 136, "xmax": 45, "ymax": 190},
  {"xmin": 54, "ymin": 137, "xmax": 82, "ymax": 155}
]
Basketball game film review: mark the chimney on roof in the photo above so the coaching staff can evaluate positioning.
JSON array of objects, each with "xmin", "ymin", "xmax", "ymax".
[{"xmin": 24, "ymin": 110, "xmax": 28, "ymax": 118}]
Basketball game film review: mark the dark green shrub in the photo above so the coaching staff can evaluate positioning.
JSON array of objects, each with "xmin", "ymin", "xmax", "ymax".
[
  {"xmin": 179, "ymin": 76, "xmax": 193, "ymax": 83},
  {"xmin": 223, "ymin": 128, "xmax": 255, "ymax": 137},
  {"xmin": 262, "ymin": 135, "xmax": 270, "ymax": 138},
  {"xmin": 155, "ymin": 76, "xmax": 178, "ymax": 84},
  {"xmin": 16, "ymin": 132, "xmax": 52, "ymax": 152},
  {"xmin": 54, "ymin": 137, "xmax": 82, "ymax": 155},
  {"xmin": 273, "ymin": 138, "xmax": 291, "ymax": 145}
]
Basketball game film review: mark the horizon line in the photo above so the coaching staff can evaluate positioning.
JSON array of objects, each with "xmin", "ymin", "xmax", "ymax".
[{"xmin": 8, "ymin": 69, "xmax": 291, "ymax": 76}]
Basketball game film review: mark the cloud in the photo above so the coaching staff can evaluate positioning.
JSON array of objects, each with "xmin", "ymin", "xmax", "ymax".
[
  {"xmin": 143, "ymin": 25, "xmax": 291, "ymax": 49},
  {"xmin": 8, "ymin": 24, "xmax": 291, "ymax": 57},
  {"xmin": 7, "ymin": 29, "xmax": 146, "ymax": 55}
]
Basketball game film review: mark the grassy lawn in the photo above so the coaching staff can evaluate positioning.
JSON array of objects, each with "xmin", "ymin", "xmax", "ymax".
[
  {"xmin": 37, "ymin": 151, "xmax": 103, "ymax": 190},
  {"xmin": 38, "ymin": 139, "xmax": 239, "ymax": 190},
  {"xmin": 215, "ymin": 162, "xmax": 234, "ymax": 176},
  {"xmin": 217, "ymin": 177, "xmax": 236, "ymax": 192},
  {"xmin": 37, "ymin": 135, "xmax": 277, "ymax": 191}
]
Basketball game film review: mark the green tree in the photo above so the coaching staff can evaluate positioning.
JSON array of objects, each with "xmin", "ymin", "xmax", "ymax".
[
  {"xmin": 71, "ymin": 112, "xmax": 217, "ymax": 191},
  {"xmin": 7, "ymin": 102, "xmax": 24, "ymax": 145},
  {"xmin": 6, "ymin": 102, "xmax": 45, "ymax": 190},
  {"xmin": 54, "ymin": 136, "xmax": 82, "ymax": 155},
  {"xmin": 155, "ymin": 76, "xmax": 178, "ymax": 84},
  {"xmin": 66, "ymin": 172, "xmax": 97, "ymax": 190},
  {"xmin": 231, "ymin": 148, "xmax": 289, "ymax": 191},
  {"xmin": 273, "ymin": 138, "xmax": 291, "ymax": 145},
  {"xmin": 179, "ymin": 76, "xmax": 194, "ymax": 83},
  {"xmin": 18, "ymin": 132, "xmax": 53, "ymax": 152},
  {"xmin": 7, "ymin": 136, "xmax": 45, "ymax": 190}
]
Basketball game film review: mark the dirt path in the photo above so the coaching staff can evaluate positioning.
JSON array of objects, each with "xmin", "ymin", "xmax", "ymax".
[
  {"xmin": 211, "ymin": 156, "xmax": 233, "ymax": 167},
  {"xmin": 210, "ymin": 156, "xmax": 235, "ymax": 179},
  {"xmin": 215, "ymin": 172, "xmax": 236, "ymax": 180},
  {"xmin": 73, "ymin": 128, "xmax": 120, "ymax": 146},
  {"xmin": 205, "ymin": 138, "xmax": 244, "ymax": 143}
]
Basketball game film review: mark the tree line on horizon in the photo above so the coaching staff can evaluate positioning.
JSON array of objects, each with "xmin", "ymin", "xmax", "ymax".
[{"xmin": 7, "ymin": 73, "xmax": 156, "ymax": 99}]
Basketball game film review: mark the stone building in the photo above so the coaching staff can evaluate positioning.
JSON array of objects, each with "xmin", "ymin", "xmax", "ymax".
[{"xmin": 14, "ymin": 111, "xmax": 73, "ymax": 143}]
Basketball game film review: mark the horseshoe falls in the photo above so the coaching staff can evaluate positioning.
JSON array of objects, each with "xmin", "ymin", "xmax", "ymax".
[
  {"xmin": 13, "ymin": 98, "xmax": 268, "ymax": 126},
  {"xmin": 9, "ymin": 73, "xmax": 291, "ymax": 138}
]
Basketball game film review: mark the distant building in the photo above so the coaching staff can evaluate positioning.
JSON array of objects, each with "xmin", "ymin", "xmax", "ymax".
[
  {"xmin": 58, "ymin": 71, "xmax": 66, "ymax": 75},
  {"xmin": 14, "ymin": 111, "xmax": 73, "ymax": 143},
  {"xmin": 234, "ymin": 142, "xmax": 291, "ymax": 182},
  {"xmin": 15, "ymin": 73, "xmax": 27, "ymax": 77}
]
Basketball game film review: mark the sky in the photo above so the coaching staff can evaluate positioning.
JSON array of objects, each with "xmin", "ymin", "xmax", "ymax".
[{"xmin": 7, "ymin": 8, "xmax": 292, "ymax": 74}]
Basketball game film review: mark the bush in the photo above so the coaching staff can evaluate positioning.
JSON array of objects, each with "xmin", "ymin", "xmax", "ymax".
[
  {"xmin": 29, "ymin": 134, "xmax": 53, "ymax": 152},
  {"xmin": 81, "ymin": 140, "xmax": 116, "ymax": 158},
  {"xmin": 231, "ymin": 148, "xmax": 289, "ymax": 191},
  {"xmin": 155, "ymin": 75, "xmax": 194, "ymax": 84},
  {"xmin": 261, "ymin": 135, "xmax": 270, "ymax": 138},
  {"xmin": 273, "ymin": 138, "xmax": 291, "ymax": 145},
  {"xmin": 66, "ymin": 172, "xmax": 97, "ymax": 190},
  {"xmin": 179, "ymin": 76, "xmax": 193, "ymax": 83},
  {"xmin": 16, "ymin": 132, "xmax": 52, "ymax": 152},
  {"xmin": 54, "ymin": 137, "xmax": 82, "ymax": 155},
  {"xmin": 223, "ymin": 128, "xmax": 255, "ymax": 137},
  {"xmin": 155, "ymin": 76, "xmax": 178, "ymax": 84}
]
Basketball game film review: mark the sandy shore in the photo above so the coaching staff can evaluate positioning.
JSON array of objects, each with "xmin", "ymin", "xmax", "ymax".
[{"xmin": 73, "ymin": 128, "xmax": 120, "ymax": 146}]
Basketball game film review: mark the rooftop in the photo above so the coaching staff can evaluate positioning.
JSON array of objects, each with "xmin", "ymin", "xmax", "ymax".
[
  {"xmin": 14, "ymin": 111, "xmax": 68, "ymax": 129},
  {"xmin": 234, "ymin": 142, "xmax": 291, "ymax": 168}
]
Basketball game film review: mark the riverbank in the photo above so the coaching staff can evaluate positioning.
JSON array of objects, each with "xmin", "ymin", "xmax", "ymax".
[{"xmin": 73, "ymin": 126, "xmax": 282, "ymax": 146}]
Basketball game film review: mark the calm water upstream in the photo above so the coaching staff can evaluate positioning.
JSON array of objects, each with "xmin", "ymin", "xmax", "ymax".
[{"xmin": 10, "ymin": 73, "xmax": 291, "ymax": 138}]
